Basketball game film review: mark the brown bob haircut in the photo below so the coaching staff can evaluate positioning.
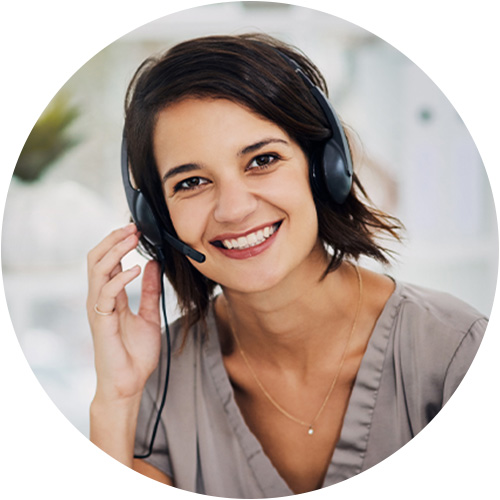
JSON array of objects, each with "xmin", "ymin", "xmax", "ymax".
[{"xmin": 124, "ymin": 33, "xmax": 402, "ymax": 333}]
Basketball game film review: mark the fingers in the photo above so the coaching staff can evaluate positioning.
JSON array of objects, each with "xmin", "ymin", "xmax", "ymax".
[
  {"xmin": 87, "ymin": 223, "xmax": 138, "ymax": 273},
  {"xmin": 87, "ymin": 224, "xmax": 162, "ymax": 328},
  {"xmin": 87, "ymin": 224, "xmax": 140, "ymax": 314},
  {"xmin": 138, "ymin": 260, "xmax": 161, "ymax": 324},
  {"xmin": 94, "ymin": 265, "xmax": 142, "ymax": 318},
  {"xmin": 91, "ymin": 231, "xmax": 140, "ymax": 283},
  {"xmin": 114, "ymin": 287, "xmax": 130, "ymax": 315}
]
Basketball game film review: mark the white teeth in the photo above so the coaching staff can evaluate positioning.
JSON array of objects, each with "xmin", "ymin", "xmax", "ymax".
[
  {"xmin": 247, "ymin": 233, "xmax": 257, "ymax": 245},
  {"xmin": 237, "ymin": 236, "xmax": 248, "ymax": 248},
  {"xmin": 221, "ymin": 223, "xmax": 279, "ymax": 250}
]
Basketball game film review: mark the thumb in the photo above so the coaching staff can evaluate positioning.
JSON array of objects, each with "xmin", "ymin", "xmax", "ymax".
[{"xmin": 138, "ymin": 260, "xmax": 161, "ymax": 324}]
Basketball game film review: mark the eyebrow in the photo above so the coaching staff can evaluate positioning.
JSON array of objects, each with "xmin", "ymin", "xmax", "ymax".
[
  {"xmin": 161, "ymin": 137, "xmax": 289, "ymax": 183},
  {"xmin": 238, "ymin": 138, "xmax": 289, "ymax": 156},
  {"xmin": 162, "ymin": 163, "xmax": 199, "ymax": 184}
]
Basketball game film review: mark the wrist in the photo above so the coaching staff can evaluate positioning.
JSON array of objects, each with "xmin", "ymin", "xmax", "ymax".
[
  {"xmin": 89, "ymin": 392, "xmax": 144, "ymax": 467},
  {"xmin": 91, "ymin": 381, "xmax": 145, "ymax": 410}
]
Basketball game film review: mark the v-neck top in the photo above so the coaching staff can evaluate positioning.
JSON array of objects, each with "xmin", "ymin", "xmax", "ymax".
[{"xmin": 134, "ymin": 281, "xmax": 487, "ymax": 497}]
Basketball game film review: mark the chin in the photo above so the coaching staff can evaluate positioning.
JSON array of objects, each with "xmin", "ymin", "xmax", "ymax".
[
  {"xmin": 220, "ymin": 266, "xmax": 291, "ymax": 295},
  {"xmin": 202, "ymin": 238, "xmax": 323, "ymax": 295}
]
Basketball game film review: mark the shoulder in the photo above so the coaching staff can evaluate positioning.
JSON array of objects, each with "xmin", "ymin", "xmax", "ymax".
[
  {"xmin": 392, "ymin": 281, "xmax": 487, "ymax": 350},
  {"xmin": 396, "ymin": 281, "xmax": 486, "ymax": 330},
  {"xmin": 387, "ymin": 281, "xmax": 487, "ymax": 396},
  {"xmin": 369, "ymin": 280, "xmax": 488, "ymax": 422}
]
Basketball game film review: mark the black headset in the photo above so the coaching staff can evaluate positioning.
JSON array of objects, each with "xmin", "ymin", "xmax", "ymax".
[
  {"xmin": 280, "ymin": 52, "xmax": 353, "ymax": 206},
  {"xmin": 123, "ymin": 51, "xmax": 353, "ymax": 458},
  {"xmin": 121, "ymin": 51, "xmax": 352, "ymax": 264}
]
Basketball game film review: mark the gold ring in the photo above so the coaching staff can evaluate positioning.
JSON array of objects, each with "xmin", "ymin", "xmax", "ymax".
[{"xmin": 94, "ymin": 304, "xmax": 114, "ymax": 316}]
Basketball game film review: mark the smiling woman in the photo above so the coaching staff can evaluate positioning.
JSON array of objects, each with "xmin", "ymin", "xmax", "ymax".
[
  {"xmin": 155, "ymin": 97, "xmax": 319, "ymax": 291},
  {"xmin": 86, "ymin": 34, "xmax": 487, "ymax": 497}
]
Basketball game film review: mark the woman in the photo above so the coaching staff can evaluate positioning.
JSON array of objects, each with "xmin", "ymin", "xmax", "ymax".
[{"xmin": 87, "ymin": 34, "xmax": 487, "ymax": 497}]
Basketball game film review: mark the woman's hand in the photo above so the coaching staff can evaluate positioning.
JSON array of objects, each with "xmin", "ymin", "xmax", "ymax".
[{"xmin": 86, "ymin": 223, "xmax": 162, "ymax": 405}]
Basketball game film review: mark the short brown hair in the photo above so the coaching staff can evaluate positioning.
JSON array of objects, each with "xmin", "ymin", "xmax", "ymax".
[{"xmin": 124, "ymin": 33, "xmax": 402, "ymax": 333}]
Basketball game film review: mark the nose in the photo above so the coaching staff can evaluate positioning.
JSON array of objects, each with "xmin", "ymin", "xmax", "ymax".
[{"xmin": 213, "ymin": 177, "xmax": 258, "ymax": 224}]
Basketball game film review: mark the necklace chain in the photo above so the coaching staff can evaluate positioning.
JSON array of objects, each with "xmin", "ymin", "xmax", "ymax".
[{"xmin": 230, "ymin": 263, "xmax": 363, "ymax": 435}]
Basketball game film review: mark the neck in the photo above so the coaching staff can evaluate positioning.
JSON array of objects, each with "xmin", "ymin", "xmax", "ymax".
[{"xmin": 219, "ymin": 260, "xmax": 360, "ymax": 373}]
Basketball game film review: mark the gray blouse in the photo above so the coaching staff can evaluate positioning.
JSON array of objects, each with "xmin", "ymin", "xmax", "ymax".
[{"xmin": 134, "ymin": 281, "xmax": 487, "ymax": 497}]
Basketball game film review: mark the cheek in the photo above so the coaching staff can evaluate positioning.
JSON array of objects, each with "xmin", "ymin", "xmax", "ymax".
[
  {"xmin": 277, "ymin": 171, "xmax": 316, "ymax": 217},
  {"xmin": 286, "ymin": 178, "xmax": 319, "ymax": 240},
  {"xmin": 167, "ymin": 200, "xmax": 206, "ymax": 244}
]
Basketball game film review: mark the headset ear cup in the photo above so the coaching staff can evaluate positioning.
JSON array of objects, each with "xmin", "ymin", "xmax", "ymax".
[
  {"xmin": 321, "ymin": 139, "xmax": 352, "ymax": 204},
  {"xmin": 134, "ymin": 192, "xmax": 164, "ymax": 248},
  {"xmin": 309, "ymin": 154, "xmax": 325, "ymax": 201}
]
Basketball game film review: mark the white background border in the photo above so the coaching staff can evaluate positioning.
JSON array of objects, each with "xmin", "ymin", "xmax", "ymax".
[{"xmin": 1, "ymin": 1, "xmax": 498, "ymax": 498}]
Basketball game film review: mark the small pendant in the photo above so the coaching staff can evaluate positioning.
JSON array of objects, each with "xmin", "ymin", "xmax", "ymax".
[{"xmin": 308, "ymin": 427, "xmax": 314, "ymax": 435}]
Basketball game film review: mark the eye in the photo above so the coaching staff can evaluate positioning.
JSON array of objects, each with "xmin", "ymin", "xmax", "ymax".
[
  {"xmin": 247, "ymin": 153, "xmax": 280, "ymax": 171},
  {"xmin": 173, "ymin": 176, "xmax": 209, "ymax": 193}
]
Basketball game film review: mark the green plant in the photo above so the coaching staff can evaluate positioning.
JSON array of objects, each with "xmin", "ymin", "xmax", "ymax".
[{"xmin": 14, "ymin": 93, "xmax": 80, "ymax": 182}]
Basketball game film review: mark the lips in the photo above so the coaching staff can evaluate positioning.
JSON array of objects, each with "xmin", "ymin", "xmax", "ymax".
[{"xmin": 210, "ymin": 221, "xmax": 282, "ymax": 256}]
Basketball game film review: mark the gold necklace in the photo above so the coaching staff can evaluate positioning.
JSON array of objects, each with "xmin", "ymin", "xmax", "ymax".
[{"xmin": 229, "ymin": 264, "xmax": 362, "ymax": 436}]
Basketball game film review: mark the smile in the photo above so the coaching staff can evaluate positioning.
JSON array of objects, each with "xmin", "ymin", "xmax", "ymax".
[
  {"xmin": 210, "ymin": 221, "xmax": 282, "ymax": 254},
  {"xmin": 222, "ymin": 223, "xmax": 280, "ymax": 250}
]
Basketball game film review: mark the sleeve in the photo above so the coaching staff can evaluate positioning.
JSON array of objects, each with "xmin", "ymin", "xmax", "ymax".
[
  {"xmin": 442, "ymin": 317, "xmax": 488, "ymax": 404},
  {"xmin": 133, "ymin": 353, "xmax": 173, "ymax": 478}
]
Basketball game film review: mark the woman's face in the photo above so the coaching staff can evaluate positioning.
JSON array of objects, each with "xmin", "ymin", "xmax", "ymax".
[{"xmin": 154, "ymin": 97, "xmax": 325, "ymax": 294}]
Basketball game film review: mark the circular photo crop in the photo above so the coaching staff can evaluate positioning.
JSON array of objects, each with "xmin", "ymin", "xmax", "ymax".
[{"xmin": 2, "ymin": 2, "xmax": 497, "ymax": 499}]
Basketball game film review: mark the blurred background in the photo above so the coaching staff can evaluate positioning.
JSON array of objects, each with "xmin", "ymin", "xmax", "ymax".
[{"xmin": 1, "ymin": 2, "xmax": 497, "ymax": 437}]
